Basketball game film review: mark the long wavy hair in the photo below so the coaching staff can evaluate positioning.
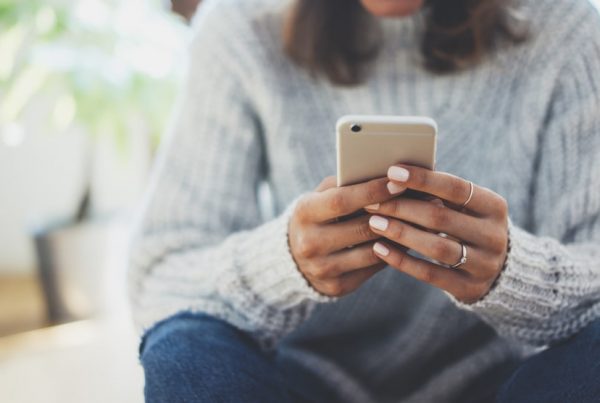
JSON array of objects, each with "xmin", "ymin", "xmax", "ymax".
[{"xmin": 284, "ymin": 0, "xmax": 526, "ymax": 85}]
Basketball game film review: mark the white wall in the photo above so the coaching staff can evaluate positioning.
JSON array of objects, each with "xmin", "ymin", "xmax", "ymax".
[
  {"xmin": 0, "ymin": 112, "xmax": 151, "ymax": 275},
  {"xmin": 1, "ymin": 105, "xmax": 86, "ymax": 274}
]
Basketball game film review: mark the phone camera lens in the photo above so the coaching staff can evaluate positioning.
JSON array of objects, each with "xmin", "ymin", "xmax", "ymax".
[{"xmin": 351, "ymin": 124, "xmax": 362, "ymax": 133}]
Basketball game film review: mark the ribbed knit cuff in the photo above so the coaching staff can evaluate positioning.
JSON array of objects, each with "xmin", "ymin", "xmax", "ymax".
[
  {"xmin": 449, "ymin": 219, "xmax": 574, "ymax": 344},
  {"xmin": 132, "ymin": 198, "xmax": 334, "ymax": 349},
  {"xmin": 219, "ymin": 198, "xmax": 332, "ymax": 312}
]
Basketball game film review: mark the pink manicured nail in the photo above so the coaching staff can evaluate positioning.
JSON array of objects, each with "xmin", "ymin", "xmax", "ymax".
[
  {"xmin": 365, "ymin": 203, "xmax": 380, "ymax": 210},
  {"xmin": 369, "ymin": 215, "xmax": 389, "ymax": 231},
  {"xmin": 373, "ymin": 242, "xmax": 390, "ymax": 257},
  {"xmin": 388, "ymin": 166, "xmax": 410, "ymax": 182},
  {"xmin": 387, "ymin": 182, "xmax": 406, "ymax": 195}
]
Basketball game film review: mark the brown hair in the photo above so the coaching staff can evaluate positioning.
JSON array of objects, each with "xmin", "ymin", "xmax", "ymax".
[{"xmin": 284, "ymin": 0, "xmax": 526, "ymax": 85}]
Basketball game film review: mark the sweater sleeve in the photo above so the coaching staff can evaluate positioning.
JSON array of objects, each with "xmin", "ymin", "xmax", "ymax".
[
  {"xmin": 128, "ymin": 4, "xmax": 328, "ymax": 349},
  {"xmin": 452, "ymin": 33, "xmax": 600, "ymax": 346}
]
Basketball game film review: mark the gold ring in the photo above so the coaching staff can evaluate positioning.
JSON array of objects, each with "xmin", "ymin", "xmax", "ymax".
[{"xmin": 460, "ymin": 181, "xmax": 474, "ymax": 209}]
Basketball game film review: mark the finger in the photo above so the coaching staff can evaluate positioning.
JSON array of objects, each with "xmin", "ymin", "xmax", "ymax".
[
  {"xmin": 319, "ymin": 264, "xmax": 385, "ymax": 297},
  {"xmin": 316, "ymin": 176, "xmax": 337, "ymax": 192},
  {"xmin": 366, "ymin": 198, "xmax": 495, "ymax": 246},
  {"xmin": 301, "ymin": 177, "xmax": 401, "ymax": 223},
  {"xmin": 291, "ymin": 215, "xmax": 378, "ymax": 259},
  {"xmin": 369, "ymin": 215, "xmax": 462, "ymax": 266},
  {"xmin": 320, "ymin": 215, "xmax": 380, "ymax": 253},
  {"xmin": 372, "ymin": 241, "xmax": 468, "ymax": 295},
  {"xmin": 387, "ymin": 165, "xmax": 504, "ymax": 217},
  {"xmin": 314, "ymin": 243, "xmax": 383, "ymax": 278},
  {"xmin": 368, "ymin": 215, "xmax": 491, "ymax": 276}
]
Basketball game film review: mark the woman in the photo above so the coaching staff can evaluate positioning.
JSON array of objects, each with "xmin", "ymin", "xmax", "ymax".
[{"xmin": 130, "ymin": 0, "xmax": 600, "ymax": 401}]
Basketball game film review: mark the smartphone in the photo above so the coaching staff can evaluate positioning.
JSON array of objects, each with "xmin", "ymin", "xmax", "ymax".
[{"xmin": 336, "ymin": 115, "xmax": 437, "ymax": 187}]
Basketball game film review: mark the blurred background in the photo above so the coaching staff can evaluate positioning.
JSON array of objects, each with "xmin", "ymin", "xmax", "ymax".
[
  {"xmin": 1, "ymin": 1, "xmax": 599, "ymax": 402},
  {"xmin": 0, "ymin": 0, "xmax": 199, "ymax": 402}
]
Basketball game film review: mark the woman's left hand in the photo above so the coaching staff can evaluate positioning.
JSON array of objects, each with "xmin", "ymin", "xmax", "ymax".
[{"xmin": 366, "ymin": 164, "xmax": 509, "ymax": 304}]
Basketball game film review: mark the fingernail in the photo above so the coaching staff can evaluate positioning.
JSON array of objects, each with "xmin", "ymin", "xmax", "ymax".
[
  {"xmin": 365, "ymin": 203, "xmax": 380, "ymax": 210},
  {"xmin": 373, "ymin": 242, "xmax": 390, "ymax": 256},
  {"xmin": 369, "ymin": 215, "xmax": 389, "ymax": 231},
  {"xmin": 388, "ymin": 166, "xmax": 410, "ymax": 182},
  {"xmin": 387, "ymin": 182, "xmax": 406, "ymax": 195}
]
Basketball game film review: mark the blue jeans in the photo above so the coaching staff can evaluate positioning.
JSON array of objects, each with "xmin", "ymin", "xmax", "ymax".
[{"xmin": 140, "ymin": 312, "xmax": 600, "ymax": 403}]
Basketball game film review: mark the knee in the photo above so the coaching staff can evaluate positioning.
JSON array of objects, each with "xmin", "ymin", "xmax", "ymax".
[
  {"xmin": 140, "ymin": 311, "xmax": 257, "ymax": 372},
  {"xmin": 141, "ymin": 312, "xmax": 252, "ymax": 402},
  {"xmin": 140, "ymin": 312, "xmax": 291, "ymax": 403},
  {"xmin": 141, "ymin": 311, "xmax": 244, "ymax": 361}
]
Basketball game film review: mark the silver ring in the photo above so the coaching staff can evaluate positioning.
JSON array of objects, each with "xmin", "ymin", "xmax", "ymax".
[
  {"xmin": 450, "ymin": 243, "xmax": 468, "ymax": 269},
  {"xmin": 460, "ymin": 181, "xmax": 474, "ymax": 209}
]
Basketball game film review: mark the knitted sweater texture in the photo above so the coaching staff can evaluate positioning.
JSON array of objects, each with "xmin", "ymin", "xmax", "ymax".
[{"xmin": 129, "ymin": 0, "xmax": 600, "ymax": 401}]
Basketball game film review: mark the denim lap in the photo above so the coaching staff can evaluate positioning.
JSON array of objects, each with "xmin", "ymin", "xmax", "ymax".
[
  {"xmin": 140, "ymin": 312, "xmax": 295, "ymax": 403},
  {"xmin": 497, "ymin": 318, "xmax": 600, "ymax": 403},
  {"xmin": 141, "ymin": 313, "xmax": 600, "ymax": 403}
]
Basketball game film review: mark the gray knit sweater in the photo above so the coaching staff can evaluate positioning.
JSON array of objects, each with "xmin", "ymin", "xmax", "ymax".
[{"xmin": 129, "ymin": 0, "xmax": 600, "ymax": 401}]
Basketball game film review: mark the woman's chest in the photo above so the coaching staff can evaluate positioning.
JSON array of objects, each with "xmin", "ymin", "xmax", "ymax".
[{"xmin": 259, "ymin": 63, "xmax": 545, "ymax": 223}]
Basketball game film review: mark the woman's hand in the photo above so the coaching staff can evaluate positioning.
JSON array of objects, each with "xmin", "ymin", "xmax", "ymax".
[
  {"xmin": 366, "ymin": 165, "xmax": 509, "ymax": 304},
  {"xmin": 289, "ymin": 176, "xmax": 402, "ymax": 297}
]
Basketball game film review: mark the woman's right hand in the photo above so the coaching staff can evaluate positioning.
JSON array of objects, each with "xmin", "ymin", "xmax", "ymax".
[{"xmin": 289, "ymin": 176, "xmax": 403, "ymax": 297}]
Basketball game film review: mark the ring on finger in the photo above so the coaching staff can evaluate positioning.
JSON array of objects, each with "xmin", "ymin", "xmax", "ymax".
[
  {"xmin": 450, "ymin": 242, "xmax": 468, "ymax": 269},
  {"xmin": 460, "ymin": 181, "xmax": 475, "ymax": 210}
]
